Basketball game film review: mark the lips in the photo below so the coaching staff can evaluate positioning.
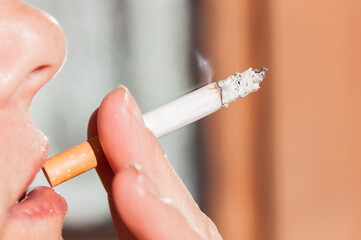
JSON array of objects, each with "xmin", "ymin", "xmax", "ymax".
[
  {"xmin": 0, "ymin": 109, "xmax": 68, "ymax": 222},
  {"xmin": 5, "ymin": 136, "xmax": 68, "ymax": 225},
  {"xmin": 2, "ymin": 186, "xmax": 67, "ymax": 239},
  {"xmin": 20, "ymin": 136, "xmax": 49, "ymax": 190},
  {"xmin": 14, "ymin": 131, "xmax": 68, "ymax": 220},
  {"xmin": 8, "ymin": 187, "xmax": 68, "ymax": 220}
]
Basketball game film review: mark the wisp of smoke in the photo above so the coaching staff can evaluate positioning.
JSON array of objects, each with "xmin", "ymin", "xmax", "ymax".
[{"xmin": 195, "ymin": 50, "xmax": 214, "ymax": 85}]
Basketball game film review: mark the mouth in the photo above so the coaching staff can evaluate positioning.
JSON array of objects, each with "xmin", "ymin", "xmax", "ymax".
[
  {"xmin": 1, "ymin": 122, "xmax": 70, "ymax": 240},
  {"xmin": 9, "ymin": 136, "xmax": 68, "ymax": 221},
  {"xmin": 9, "ymin": 186, "xmax": 68, "ymax": 220},
  {"xmin": 0, "ymin": 102, "xmax": 68, "ymax": 226},
  {"xmin": 21, "ymin": 132, "xmax": 50, "ymax": 192}
]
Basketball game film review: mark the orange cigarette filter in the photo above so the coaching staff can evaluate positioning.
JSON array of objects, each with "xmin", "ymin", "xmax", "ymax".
[{"xmin": 42, "ymin": 137, "xmax": 103, "ymax": 187}]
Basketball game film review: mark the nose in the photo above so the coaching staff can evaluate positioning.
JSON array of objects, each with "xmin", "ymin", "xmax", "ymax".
[{"xmin": 0, "ymin": 0, "xmax": 66, "ymax": 108}]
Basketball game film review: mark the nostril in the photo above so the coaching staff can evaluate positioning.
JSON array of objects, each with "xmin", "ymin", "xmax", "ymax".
[
  {"xmin": 31, "ymin": 65, "xmax": 50, "ymax": 74},
  {"xmin": 9, "ymin": 63, "xmax": 55, "ymax": 108},
  {"xmin": 28, "ymin": 64, "xmax": 53, "ymax": 83}
]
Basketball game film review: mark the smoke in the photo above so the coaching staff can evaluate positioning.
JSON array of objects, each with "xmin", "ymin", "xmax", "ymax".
[{"xmin": 195, "ymin": 50, "xmax": 214, "ymax": 84}]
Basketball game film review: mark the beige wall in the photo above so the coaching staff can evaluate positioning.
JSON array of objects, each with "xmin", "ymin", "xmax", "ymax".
[{"xmin": 198, "ymin": 0, "xmax": 361, "ymax": 239}]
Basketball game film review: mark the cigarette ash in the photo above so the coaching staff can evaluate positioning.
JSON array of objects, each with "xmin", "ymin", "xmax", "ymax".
[{"xmin": 217, "ymin": 67, "xmax": 268, "ymax": 106}]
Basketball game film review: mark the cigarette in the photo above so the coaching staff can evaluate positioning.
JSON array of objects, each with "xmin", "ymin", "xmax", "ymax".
[{"xmin": 43, "ymin": 67, "xmax": 268, "ymax": 187}]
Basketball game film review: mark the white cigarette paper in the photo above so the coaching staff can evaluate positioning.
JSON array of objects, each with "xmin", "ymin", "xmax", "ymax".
[
  {"xmin": 143, "ymin": 67, "xmax": 268, "ymax": 138},
  {"xmin": 43, "ymin": 67, "xmax": 267, "ymax": 187}
]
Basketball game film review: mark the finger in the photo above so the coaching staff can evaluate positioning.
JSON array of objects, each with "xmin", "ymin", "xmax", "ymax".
[
  {"xmin": 97, "ymin": 86, "xmax": 144, "ymax": 173},
  {"xmin": 87, "ymin": 108, "xmax": 135, "ymax": 239},
  {"xmin": 97, "ymin": 86, "xmax": 175, "ymax": 177},
  {"xmin": 1, "ymin": 187, "xmax": 67, "ymax": 239},
  {"xmin": 113, "ymin": 163, "xmax": 203, "ymax": 240},
  {"xmin": 97, "ymin": 86, "xmax": 218, "ymax": 238},
  {"xmin": 87, "ymin": 108, "xmax": 114, "ymax": 194}
]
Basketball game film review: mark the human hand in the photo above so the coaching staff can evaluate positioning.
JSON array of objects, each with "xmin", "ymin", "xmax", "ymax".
[
  {"xmin": 88, "ymin": 86, "xmax": 222, "ymax": 239},
  {"xmin": 0, "ymin": 1, "xmax": 68, "ymax": 239}
]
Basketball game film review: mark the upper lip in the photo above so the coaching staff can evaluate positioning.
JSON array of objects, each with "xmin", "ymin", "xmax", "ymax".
[{"xmin": 22, "ymin": 133, "xmax": 50, "ymax": 192}]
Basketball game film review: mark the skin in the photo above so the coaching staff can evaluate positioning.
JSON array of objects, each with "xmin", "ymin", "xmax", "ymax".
[
  {"xmin": 0, "ymin": 0, "xmax": 67, "ymax": 239},
  {"xmin": 0, "ymin": 0, "xmax": 222, "ymax": 239}
]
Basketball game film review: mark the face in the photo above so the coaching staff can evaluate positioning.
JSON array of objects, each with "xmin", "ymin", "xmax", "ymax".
[{"xmin": 0, "ymin": 0, "xmax": 67, "ymax": 238}]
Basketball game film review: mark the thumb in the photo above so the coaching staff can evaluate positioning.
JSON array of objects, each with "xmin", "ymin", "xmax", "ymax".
[{"xmin": 1, "ymin": 187, "xmax": 67, "ymax": 240}]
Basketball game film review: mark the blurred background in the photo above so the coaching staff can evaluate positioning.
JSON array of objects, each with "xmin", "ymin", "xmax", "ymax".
[{"xmin": 25, "ymin": 0, "xmax": 361, "ymax": 239}]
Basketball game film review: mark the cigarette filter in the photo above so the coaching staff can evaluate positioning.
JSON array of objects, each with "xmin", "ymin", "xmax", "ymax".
[{"xmin": 43, "ymin": 67, "xmax": 268, "ymax": 187}]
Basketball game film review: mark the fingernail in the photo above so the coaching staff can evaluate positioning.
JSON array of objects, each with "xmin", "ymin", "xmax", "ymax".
[
  {"xmin": 126, "ymin": 162, "xmax": 159, "ymax": 197},
  {"xmin": 125, "ymin": 162, "xmax": 175, "ymax": 206},
  {"xmin": 116, "ymin": 84, "xmax": 130, "ymax": 105},
  {"xmin": 116, "ymin": 85, "xmax": 144, "ymax": 123},
  {"xmin": 125, "ymin": 162, "xmax": 142, "ymax": 173},
  {"xmin": 116, "ymin": 84, "xmax": 126, "ymax": 90}
]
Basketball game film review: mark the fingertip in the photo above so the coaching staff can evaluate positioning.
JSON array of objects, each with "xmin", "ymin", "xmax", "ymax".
[
  {"xmin": 112, "ymin": 164, "xmax": 202, "ymax": 240},
  {"xmin": 99, "ymin": 86, "xmax": 143, "ymax": 125},
  {"xmin": 112, "ymin": 163, "xmax": 143, "ymax": 201},
  {"xmin": 112, "ymin": 163, "xmax": 159, "ymax": 215},
  {"xmin": 112, "ymin": 165, "xmax": 160, "ymax": 238},
  {"xmin": 97, "ymin": 87, "xmax": 145, "ymax": 172}
]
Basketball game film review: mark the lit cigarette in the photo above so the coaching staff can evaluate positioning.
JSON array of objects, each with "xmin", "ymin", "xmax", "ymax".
[{"xmin": 43, "ymin": 67, "xmax": 268, "ymax": 187}]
